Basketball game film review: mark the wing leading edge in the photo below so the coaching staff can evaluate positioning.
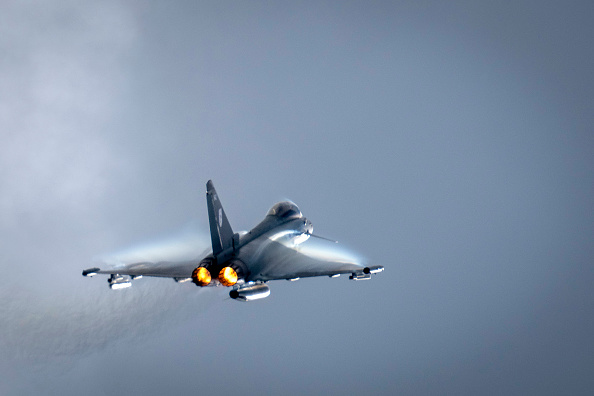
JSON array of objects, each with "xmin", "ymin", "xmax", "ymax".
[
  {"xmin": 91, "ymin": 261, "xmax": 198, "ymax": 278},
  {"xmin": 247, "ymin": 240, "xmax": 383, "ymax": 281}
]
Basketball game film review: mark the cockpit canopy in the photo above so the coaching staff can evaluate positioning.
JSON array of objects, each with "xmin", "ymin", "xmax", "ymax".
[{"xmin": 267, "ymin": 201, "xmax": 302, "ymax": 220}]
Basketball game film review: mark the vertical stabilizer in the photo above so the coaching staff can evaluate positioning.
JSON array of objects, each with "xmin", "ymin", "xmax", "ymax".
[{"xmin": 206, "ymin": 180, "xmax": 234, "ymax": 256}]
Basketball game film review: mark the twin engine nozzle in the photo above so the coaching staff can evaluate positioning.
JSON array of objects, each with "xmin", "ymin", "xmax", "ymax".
[
  {"xmin": 191, "ymin": 261, "xmax": 269, "ymax": 301},
  {"xmin": 191, "ymin": 259, "xmax": 245, "ymax": 287},
  {"xmin": 193, "ymin": 267, "xmax": 213, "ymax": 286}
]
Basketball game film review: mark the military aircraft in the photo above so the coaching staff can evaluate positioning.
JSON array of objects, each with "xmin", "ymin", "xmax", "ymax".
[{"xmin": 83, "ymin": 180, "xmax": 383, "ymax": 301}]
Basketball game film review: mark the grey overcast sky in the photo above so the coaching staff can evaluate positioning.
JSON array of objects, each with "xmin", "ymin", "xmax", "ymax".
[{"xmin": 1, "ymin": 1, "xmax": 593, "ymax": 395}]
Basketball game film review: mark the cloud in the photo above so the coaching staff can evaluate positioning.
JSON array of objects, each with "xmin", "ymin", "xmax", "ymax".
[
  {"xmin": 0, "ymin": 1, "xmax": 137, "ymax": 222},
  {"xmin": 0, "ymin": 0, "xmax": 203, "ymax": 369}
]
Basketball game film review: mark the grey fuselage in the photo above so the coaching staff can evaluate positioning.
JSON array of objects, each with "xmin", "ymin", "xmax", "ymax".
[{"xmin": 203, "ymin": 211, "xmax": 313, "ymax": 284}]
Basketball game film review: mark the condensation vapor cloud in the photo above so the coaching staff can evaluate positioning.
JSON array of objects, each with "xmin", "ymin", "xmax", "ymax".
[
  {"xmin": 97, "ymin": 229, "xmax": 212, "ymax": 267},
  {"xmin": 296, "ymin": 238, "xmax": 365, "ymax": 265},
  {"xmin": 0, "ymin": 230, "xmax": 214, "ymax": 364},
  {"xmin": 0, "ymin": 281, "xmax": 212, "ymax": 364}
]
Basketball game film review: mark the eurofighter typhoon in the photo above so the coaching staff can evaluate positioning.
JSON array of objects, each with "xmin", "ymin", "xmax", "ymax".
[{"xmin": 83, "ymin": 181, "xmax": 384, "ymax": 301}]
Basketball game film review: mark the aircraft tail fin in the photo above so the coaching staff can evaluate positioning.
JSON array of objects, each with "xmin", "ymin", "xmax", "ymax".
[{"xmin": 206, "ymin": 180, "xmax": 234, "ymax": 256}]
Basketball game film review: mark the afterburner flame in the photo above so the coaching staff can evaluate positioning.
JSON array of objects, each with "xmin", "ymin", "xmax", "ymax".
[
  {"xmin": 192, "ymin": 267, "xmax": 211, "ymax": 286},
  {"xmin": 218, "ymin": 267, "xmax": 238, "ymax": 286}
]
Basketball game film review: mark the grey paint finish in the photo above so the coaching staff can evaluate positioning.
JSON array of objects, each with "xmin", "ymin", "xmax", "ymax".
[{"xmin": 87, "ymin": 180, "xmax": 381, "ymax": 291}]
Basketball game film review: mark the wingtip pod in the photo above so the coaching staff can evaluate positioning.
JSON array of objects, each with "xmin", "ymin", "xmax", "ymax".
[
  {"xmin": 363, "ymin": 266, "xmax": 384, "ymax": 274},
  {"xmin": 368, "ymin": 266, "xmax": 385, "ymax": 274},
  {"xmin": 350, "ymin": 265, "xmax": 384, "ymax": 280},
  {"xmin": 206, "ymin": 179, "xmax": 214, "ymax": 191},
  {"xmin": 82, "ymin": 267, "xmax": 101, "ymax": 277}
]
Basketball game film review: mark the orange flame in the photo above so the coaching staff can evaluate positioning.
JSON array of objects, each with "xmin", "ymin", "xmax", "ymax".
[
  {"xmin": 192, "ymin": 267, "xmax": 211, "ymax": 286},
  {"xmin": 218, "ymin": 267, "xmax": 238, "ymax": 286}
]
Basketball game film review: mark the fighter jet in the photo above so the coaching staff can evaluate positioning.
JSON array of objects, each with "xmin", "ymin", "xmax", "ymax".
[{"xmin": 82, "ymin": 180, "xmax": 383, "ymax": 301}]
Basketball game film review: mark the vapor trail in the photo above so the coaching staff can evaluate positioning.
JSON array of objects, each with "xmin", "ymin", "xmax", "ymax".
[{"xmin": 0, "ymin": 232, "xmax": 215, "ymax": 364}]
